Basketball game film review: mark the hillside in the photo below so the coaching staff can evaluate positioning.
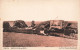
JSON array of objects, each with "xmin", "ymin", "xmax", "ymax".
[{"xmin": 3, "ymin": 32, "xmax": 77, "ymax": 47}]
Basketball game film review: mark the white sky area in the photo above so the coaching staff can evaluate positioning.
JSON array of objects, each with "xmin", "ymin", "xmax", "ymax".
[{"xmin": 0, "ymin": 0, "xmax": 80, "ymax": 21}]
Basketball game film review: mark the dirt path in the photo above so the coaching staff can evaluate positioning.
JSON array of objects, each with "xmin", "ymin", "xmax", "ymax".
[{"xmin": 3, "ymin": 32, "xmax": 77, "ymax": 47}]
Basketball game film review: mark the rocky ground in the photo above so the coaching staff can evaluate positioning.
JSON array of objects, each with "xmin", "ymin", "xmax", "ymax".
[{"xmin": 3, "ymin": 32, "xmax": 77, "ymax": 47}]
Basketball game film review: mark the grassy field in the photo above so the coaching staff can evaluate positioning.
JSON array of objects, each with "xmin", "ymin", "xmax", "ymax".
[{"xmin": 3, "ymin": 32, "xmax": 77, "ymax": 47}]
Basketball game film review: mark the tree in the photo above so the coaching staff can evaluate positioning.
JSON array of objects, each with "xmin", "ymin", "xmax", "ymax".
[
  {"xmin": 3, "ymin": 21, "xmax": 11, "ymax": 32},
  {"xmin": 31, "ymin": 20, "xmax": 35, "ymax": 27},
  {"xmin": 13, "ymin": 20, "xmax": 28, "ymax": 28}
]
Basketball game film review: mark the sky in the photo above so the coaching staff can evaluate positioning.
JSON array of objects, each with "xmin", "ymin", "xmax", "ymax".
[{"xmin": 0, "ymin": 0, "xmax": 80, "ymax": 21}]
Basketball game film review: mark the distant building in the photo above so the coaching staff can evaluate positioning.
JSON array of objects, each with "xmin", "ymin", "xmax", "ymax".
[{"xmin": 50, "ymin": 20, "xmax": 64, "ymax": 29}]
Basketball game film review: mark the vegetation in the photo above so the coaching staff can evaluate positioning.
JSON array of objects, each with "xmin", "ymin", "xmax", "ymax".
[{"xmin": 13, "ymin": 20, "xmax": 28, "ymax": 28}]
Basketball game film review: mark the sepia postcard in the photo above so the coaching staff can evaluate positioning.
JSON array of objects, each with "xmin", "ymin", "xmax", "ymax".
[{"xmin": 0, "ymin": 0, "xmax": 80, "ymax": 50}]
